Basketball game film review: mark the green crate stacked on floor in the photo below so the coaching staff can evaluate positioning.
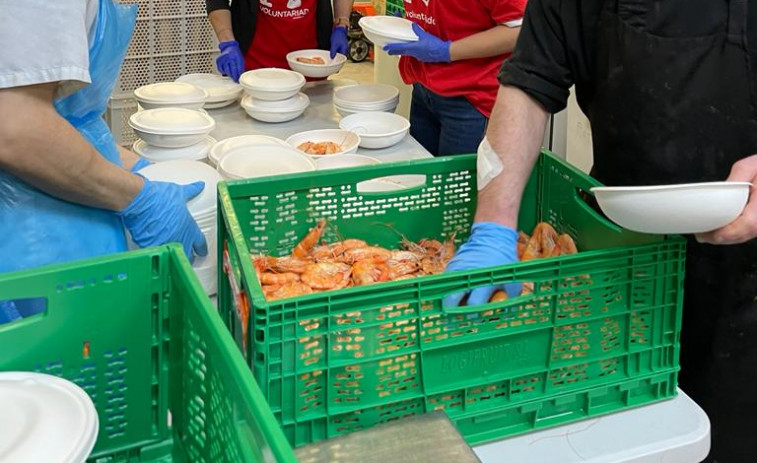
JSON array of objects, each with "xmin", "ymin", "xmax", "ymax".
[
  {"xmin": 0, "ymin": 246, "xmax": 297, "ymax": 463},
  {"xmin": 217, "ymin": 152, "xmax": 685, "ymax": 448}
]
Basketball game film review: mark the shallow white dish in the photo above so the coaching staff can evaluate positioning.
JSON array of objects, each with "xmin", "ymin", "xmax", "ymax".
[
  {"xmin": 359, "ymin": 16, "xmax": 419, "ymax": 47},
  {"xmin": 339, "ymin": 112, "xmax": 410, "ymax": 149},
  {"xmin": 175, "ymin": 73, "xmax": 242, "ymax": 104},
  {"xmin": 0, "ymin": 372, "xmax": 98, "ymax": 463},
  {"xmin": 208, "ymin": 134, "xmax": 289, "ymax": 167},
  {"xmin": 315, "ymin": 154, "xmax": 381, "ymax": 170},
  {"xmin": 134, "ymin": 82, "xmax": 208, "ymax": 110},
  {"xmin": 286, "ymin": 49, "xmax": 347, "ymax": 78},
  {"xmin": 333, "ymin": 83, "xmax": 399, "ymax": 107},
  {"xmin": 218, "ymin": 145, "xmax": 316, "ymax": 180},
  {"xmin": 240, "ymin": 93, "xmax": 309, "ymax": 123},
  {"xmin": 129, "ymin": 108, "xmax": 215, "ymax": 148},
  {"xmin": 203, "ymin": 99, "xmax": 238, "ymax": 109},
  {"xmin": 335, "ymin": 103, "xmax": 397, "ymax": 118},
  {"xmin": 133, "ymin": 136, "xmax": 215, "ymax": 163},
  {"xmin": 138, "ymin": 160, "xmax": 224, "ymax": 215},
  {"xmin": 239, "ymin": 68, "xmax": 306, "ymax": 101},
  {"xmin": 286, "ymin": 129, "xmax": 361, "ymax": 158},
  {"xmin": 591, "ymin": 182, "xmax": 751, "ymax": 234}
]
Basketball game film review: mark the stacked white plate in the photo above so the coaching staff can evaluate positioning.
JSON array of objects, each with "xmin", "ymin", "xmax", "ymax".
[
  {"xmin": 175, "ymin": 73, "xmax": 243, "ymax": 109},
  {"xmin": 132, "ymin": 136, "xmax": 216, "ymax": 163},
  {"xmin": 239, "ymin": 68, "xmax": 309, "ymax": 123},
  {"xmin": 333, "ymin": 84, "xmax": 400, "ymax": 117},
  {"xmin": 0, "ymin": 372, "xmax": 98, "ymax": 463},
  {"xmin": 136, "ymin": 160, "xmax": 224, "ymax": 295},
  {"xmin": 218, "ymin": 145, "xmax": 316, "ymax": 180},
  {"xmin": 134, "ymin": 82, "xmax": 208, "ymax": 110},
  {"xmin": 358, "ymin": 16, "xmax": 419, "ymax": 47},
  {"xmin": 208, "ymin": 134, "xmax": 290, "ymax": 168},
  {"xmin": 129, "ymin": 108, "xmax": 216, "ymax": 149}
]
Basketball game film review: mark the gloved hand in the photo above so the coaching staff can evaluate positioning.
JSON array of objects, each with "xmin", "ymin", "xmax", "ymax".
[
  {"xmin": 330, "ymin": 26, "xmax": 349, "ymax": 59},
  {"xmin": 216, "ymin": 40, "xmax": 245, "ymax": 83},
  {"xmin": 442, "ymin": 222, "xmax": 521, "ymax": 308},
  {"xmin": 118, "ymin": 179, "xmax": 208, "ymax": 261},
  {"xmin": 392, "ymin": 10, "xmax": 404, "ymax": 17},
  {"xmin": 383, "ymin": 23, "xmax": 451, "ymax": 63},
  {"xmin": 130, "ymin": 158, "xmax": 151, "ymax": 173}
]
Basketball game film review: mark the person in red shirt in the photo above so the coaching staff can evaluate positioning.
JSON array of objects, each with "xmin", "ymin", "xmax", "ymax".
[
  {"xmin": 384, "ymin": 0, "xmax": 525, "ymax": 156},
  {"xmin": 206, "ymin": 0, "xmax": 353, "ymax": 80}
]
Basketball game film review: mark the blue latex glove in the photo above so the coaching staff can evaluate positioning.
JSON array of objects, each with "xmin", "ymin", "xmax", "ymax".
[
  {"xmin": 0, "ymin": 300, "xmax": 21, "ymax": 325},
  {"xmin": 216, "ymin": 40, "xmax": 245, "ymax": 83},
  {"xmin": 118, "ymin": 179, "xmax": 208, "ymax": 261},
  {"xmin": 392, "ymin": 10, "xmax": 404, "ymax": 17},
  {"xmin": 330, "ymin": 26, "xmax": 349, "ymax": 59},
  {"xmin": 130, "ymin": 158, "xmax": 151, "ymax": 173},
  {"xmin": 383, "ymin": 23, "xmax": 451, "ymax": 63},
  {"xmin": 442, "ymin": 222, "xmax": 521, "ymax": 308}
]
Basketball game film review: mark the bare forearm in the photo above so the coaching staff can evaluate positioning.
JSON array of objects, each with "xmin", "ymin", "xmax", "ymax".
[
  {"xmin": 118, "ymin": 145, "xmax": 140, "ymax": 172},
  {"xmin": 333, "ymin": 0, "xmax": 353, "ymax": 21},
  {"xmin": 449, "ymin": 25, "xmax": 520, "ymax": 62},
  {"xmin": 209, "ymin": 9, "xmax": 235, "ymax": 42},
  {"xmin": 0, "ymin": 85, "xmax": 142, "ymax": 211},
  {"xmin": 475, "ymin": 85, "xmax": 549, "ymax": 228}
]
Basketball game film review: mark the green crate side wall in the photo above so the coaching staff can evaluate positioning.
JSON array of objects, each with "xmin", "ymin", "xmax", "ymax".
[
  {"xmin": 0, "ymin": 247, "xmax": 297, "ymax": 463},
  {"xmin": 218, "ymin": 152, "xmax": 684, "ymax": 448},
  {"xmin": 385, "ymin": 0, "xmax": 405, "ymax": 15}
]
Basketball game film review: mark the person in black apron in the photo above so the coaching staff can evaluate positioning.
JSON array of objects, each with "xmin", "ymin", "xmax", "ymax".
[{"xmin": 447, "ymin": 0, "xmax": 757, "ymax": 460}]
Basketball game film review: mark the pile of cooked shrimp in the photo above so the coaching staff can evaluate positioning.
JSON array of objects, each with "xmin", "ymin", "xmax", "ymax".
[{"xmin": 251, "ymin": 220, "xmax": 578, "ymax": 301}]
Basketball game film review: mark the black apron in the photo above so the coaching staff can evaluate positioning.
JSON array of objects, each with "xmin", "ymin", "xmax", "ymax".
[{"xmin": 586, "ymin": 1, "xmax": 757, "ymax": 460}]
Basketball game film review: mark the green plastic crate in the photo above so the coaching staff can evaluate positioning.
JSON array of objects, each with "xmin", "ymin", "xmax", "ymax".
[
  {"xmin": 385, "ymin": 0, "xmax": 405, "ymax": 16},
  {"xmin": 0, "ymin": 246, "xmax": 297, "ymax": 463},
  {"xmin": 218, "ymin": 152, "xmax": 685, "ymax": 447}
]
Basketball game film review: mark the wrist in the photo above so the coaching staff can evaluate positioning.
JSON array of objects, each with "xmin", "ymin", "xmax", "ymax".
[
  {"xmin": 333, "ymin": 17, "xmax": 349, "ymax": 28},
  {"xmin": 119, "ymin": 175, "xmax": 147, "ymax": 214}
]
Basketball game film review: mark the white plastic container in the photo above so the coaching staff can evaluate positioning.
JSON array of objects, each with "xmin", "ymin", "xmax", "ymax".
[
  {"xmin": 0, "ymin": 372, "xmax": 99, "ymax": 463},
  {"xmin": 218, "ymin": 145, "xmax": 316, "ymax": 180},
  {"xmin": 208, "ymin": 134, "xmax": 289, "ymax": 167},
  {"xmin": 175, "ymin": 73, "xmax": 242, "ymax": 109},
  {"xmin": 286, "ymin": 49, "xmax": 347, "ymax": 78},
  {"xmin": 138, "ymin": 160, "xmax": 223, "ymax": 215},
  {"xmin": 333, "ymin": 83, "xmax": 400, "ymax": 109},
  {"xmin": 134, "ymin": 82, "xmax": 208, "ymax": 110},
  {"xmin": 132, "ymin": 136, "xmax": 216, "ymax": 163},
  {"xmin": 239, "ymin": 68, "xmax": 306, "ymax": 101},
  {"xmin": 286, "ymin": 129, "xmax": 361, "ymax": 158},
  {"xmin": 359, "ymin": 16, "xmax": 419, "ymax": 47},
  {"xmin": 591, "ymin": 182, "xmax": 751, "ymax": 234},
  {"xmin": 129, "ymin": 108, "xmax": 215, "ymax": 148},
  {"xmin": 339, "ymin": 112, "xmax": 410, "ymax": 149},
  {"xmin": 240, "ymin": 93, "xmax": 309, "ymax": 123},
  {"xmin": 335, "ymin": 104, "xmax": 397, "ymax": 118}
]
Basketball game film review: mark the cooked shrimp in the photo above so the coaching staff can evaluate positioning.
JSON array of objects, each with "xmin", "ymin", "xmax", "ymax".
[
  {"xmin": 297, "ymin": 141, "xmax": 341, "ymax": 155},
  {"xmin": 293, "ymin": 220, "xmax": 327, "ymax": 258},
  {"xmin": 269, "ymin": 282, "xmax": 313, "ymax": 300},
  {"xmin": 490, "ymin": 290, "xmax": 508, "ymax": 302},
  {"xmin": 260, "ymin": 272, "xmax": 300, "ymax": 285},
  {"xmin": 422, "ymin": 257, "xmax": 445, "ymax": 274},
  {"xmin": 385, "ymin": 250, "xmax": 421, "ymax": 279},
  {"xmin": 352, "ymin": 258, "xmax": 389, "ymax": 286},
  {"xmin": 301, "ymin": 262, "xmax": 352, "ymax": 290},
  {"xmin": 312, "ymin": 239, "xmax": 368, "ymax": 260},
  {"xmin": 554, "ymin": 233, "xmax": 578, "ymax": 256},
  {"xmin": 296, "ymin": 56, "xmax": 326, "ymax": 64},
  {"xmin": 342, "ymin": 246, "xmax": 392, "ymax": 263},
  {"xmin": 535, "ymin": 223, "xmax": 559, "ymax": 257},
  {"xmin": 255, "ymin": 256, "xmax": 311, "ymax": 274}
]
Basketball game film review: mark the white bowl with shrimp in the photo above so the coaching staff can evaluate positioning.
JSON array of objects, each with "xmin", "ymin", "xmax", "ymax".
[
  {"xmin": 286, "ymin": 129, "xmax": 361, "ymax": 158},
  {"xmin": 286, "ymin": 50, "xmax": 347, "ymax": 78}
]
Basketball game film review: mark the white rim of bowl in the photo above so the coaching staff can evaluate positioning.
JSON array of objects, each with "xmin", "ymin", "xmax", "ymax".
[
  {"xmin": 239, "ymin": 68, "xmax": 306, "ymax": 92},
  {"xmin": 129, "ymin": 109, "xmax": 216, "ymax": 135},
  {"xmin": 339, "ymin": 114, "xmax": 410, "ymax": 138},
  {"xmin": 134, "ymin": 83, "xmax": 209, "ymax": 104},
  {"xmin": 590, "ymin": 182, "xmax": 752, "ymax": 192},
  {"xmin": 241, "ymin": 94, "xmax": 310, "ymax": 113}
]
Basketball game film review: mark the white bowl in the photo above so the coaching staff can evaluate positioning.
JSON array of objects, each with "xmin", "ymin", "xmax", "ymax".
[
  {"xmin": 129, "ymin": 108, "xmax": 215, "ymax": 148},
  {"xmin": 133, "ymin": 136, "xmax": 215, "ymax": 163},
  {"xmin": 286, "ymin": 129, "xmax": 361, "ymax": 158},
  {"xmin": 359, "ymin": 16, "xmax": 418, "ymax": 47},
  {"xmin": 591, "ymin": 182, "xmax": 751, "ymax": 234},
  {"xmin": 339, "ymin": 112, "xmax": 410, "ymax": 149},
  {"xmin": 209, "ymin": 134, "xmax": 289, "ymax": 167},
  {"xmin": 175, "ymin": 73, "xmax": 243, "ymax": 104},
  {"xmin": 286, "ymin": 49, "xmax": 347, "ymax": 78},
  {"xmin": 218, "ymin": 145, "xmax": 316, "ymax": 180},
  {"xmin": 203, "ymin": 99, "xmax": 238, "ymax": 109},
  {"xmin": 239, "ymin": 68, "xmax": 306, "ymax": 101},
  {"xmin": 138, "ymin": 160, "xmax": 224, "ymax": 215},
  {"xmin": 334, "ymin": 83, "xmax": 399, "ymax": 107},
  {"xmin": 134, "ymin": 82, "xmax": 208, "ymax": 110},
  {"xmin": 335, "ymin": 104, "xmax": 397, "ymax": 118},
  {"xmin": 315, "ymin": 154, "xmax": 381, "ymax": 170},
  {"xmin": 240, "ymin": 93, "xmax": 309, "ymax": 123}
]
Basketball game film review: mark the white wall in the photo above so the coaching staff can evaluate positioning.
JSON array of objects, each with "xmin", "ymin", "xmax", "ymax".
[{"xmin": 565, "ymin": 87, "xmax": 593, "ymax": 173}]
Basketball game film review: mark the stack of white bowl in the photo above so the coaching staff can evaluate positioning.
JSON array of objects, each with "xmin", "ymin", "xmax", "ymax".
[
  {"xmin": 132, "ymin": 83, "xmax": 217, "ymax": 163},
  {"xmin": 218, "ymin": 145, "xmax": 316, "ymax": 180},
  {"xmin": 175, "ymin": 73, "xmax": 243, "ymax": 109},
  {"xmin": 135, "ymin": 160, "xmax": 224, "ymax": 295},
  {"xmin": 239, "ymin": 68, "xmax": 309, "ymax": 123},
  {"xmin": 208, "ymin": 134, "xmax": 290, "ymax": 168},
  {"xmin": 358, "ymin": 16, "xmax": 419, "ymax": 48},
  {"xmin": 333, "ymin": 84, "xmax": 400, "ymax": 117}
]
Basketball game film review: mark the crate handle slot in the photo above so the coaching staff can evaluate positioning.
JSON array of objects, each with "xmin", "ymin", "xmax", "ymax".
[
  {"xmin": 0, "ymin": 297, "xmax": 47, "ymax": 329},
  {"xmin": 573, "ymin": 187, "xmax": 624, "ymax": 233},
  {"xmin": 355, "ymin": 175, "xmax": 429, "ymax": 195},
  {"xmin": 440, "ymin": 283, "xmax": 537, "ymax": 314}
]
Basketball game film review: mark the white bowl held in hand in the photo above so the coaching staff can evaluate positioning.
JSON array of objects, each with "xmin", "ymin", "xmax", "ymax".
[
  {"xmin": 286, "ymin": 49, "xmax": 347, "ymax": 78},
  {"xmin": 359, "ymin": 16, "xmax": 418, "ymax": 47},
  {"xmin": 138, "ymin": 160, "xmax": 224, "ymax": 215},
  {"xmin": 240, "ymin": 93, "xmax": 309, "ymax": 123},
  {"xmin": 239, "ymin": 68, "xmax": 306, "ymax": 101},
  {"xmin": 208, "ymin": 134, "xmax": 289, "ymax": 167},
  {"xmin": 339, "ymin": 112, "xmax": 410, "ymax": 149},
  {"xmin": 134, "ymin": 82, "xmax": 208, "ymax": 110},
  {"xmin": 315, "ymin": 154, "xmax": 381, "ymax": 170},
  {"xmin": 591, "ymin": 182, "xmax": 751, "ymax": 234},
  {"xmin": 286, "ymin": 129, "xmax": 360, "ymax": 158},
  {"xmin": 218, "ymin": 145, "xmax": 316, "ymax": 180},
  {"xmin": 129, "ymin": 108, "xmax": 215, "ymax": 148}
]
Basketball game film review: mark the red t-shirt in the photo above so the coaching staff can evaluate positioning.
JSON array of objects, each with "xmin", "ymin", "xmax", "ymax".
[
  {"xmin": 399, "ymin": 0, "xmax": 526, "ymax": 117},
  {"xmin": 246, "ymin": 0, "xmax": 319, "ymax": 70}
]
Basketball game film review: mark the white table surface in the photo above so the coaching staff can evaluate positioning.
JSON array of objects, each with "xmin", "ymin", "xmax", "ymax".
[{"xmin": 207, "ymin": 81, "xmax": 710, "ymax": 463}]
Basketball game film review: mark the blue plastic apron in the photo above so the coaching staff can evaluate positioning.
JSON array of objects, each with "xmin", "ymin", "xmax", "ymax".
[{"xmin": 0, "ymin": 0, "xmax": 137, "ymax": 274}]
